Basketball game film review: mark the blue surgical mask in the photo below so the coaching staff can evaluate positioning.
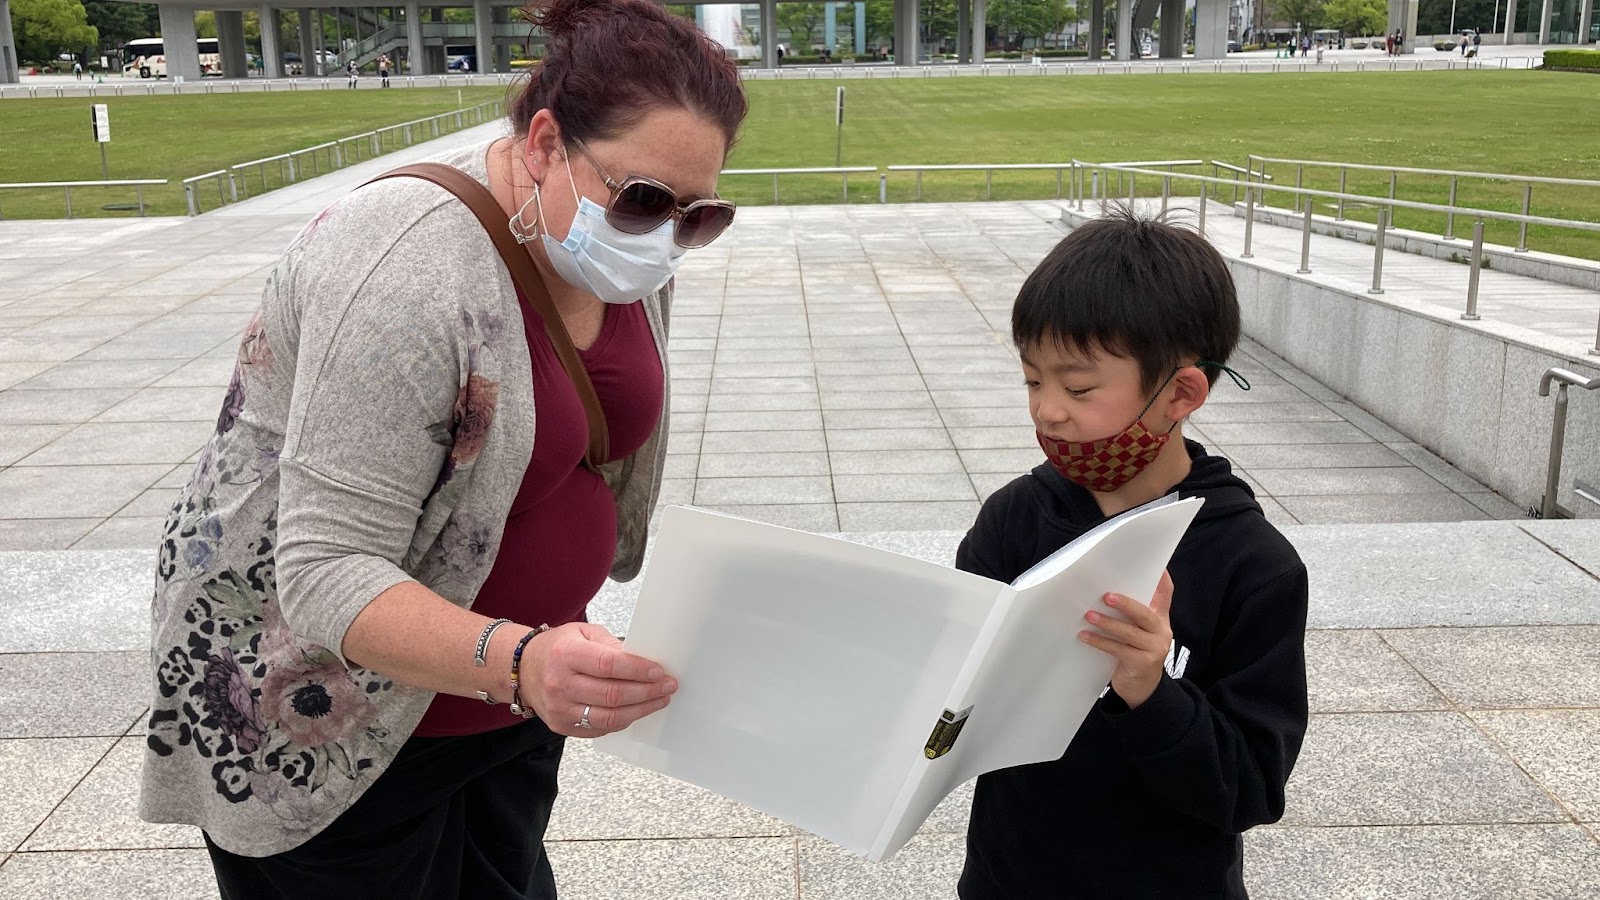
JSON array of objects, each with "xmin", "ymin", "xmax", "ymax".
[{"xmin": 511, "ymin": 154, "xmax": 686, "ymax": 305}]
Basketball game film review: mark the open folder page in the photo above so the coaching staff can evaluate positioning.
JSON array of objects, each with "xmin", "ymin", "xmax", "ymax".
[{"xmin": 595, "ymin": 495, "xmax": 1203, "ymax": 861}]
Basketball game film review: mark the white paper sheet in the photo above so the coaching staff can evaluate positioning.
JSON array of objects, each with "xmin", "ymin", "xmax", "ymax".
[{"xmin": 596, "ymin": 497, "xmax": 1203, "ymax": 861}]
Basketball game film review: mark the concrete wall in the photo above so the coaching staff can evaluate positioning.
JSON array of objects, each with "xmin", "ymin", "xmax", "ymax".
[{"xmin": 1230, "ymin": 263, "xmax": 1600, "ymax": 518}]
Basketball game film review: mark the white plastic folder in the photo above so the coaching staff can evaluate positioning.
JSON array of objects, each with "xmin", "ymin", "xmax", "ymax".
[{"xmin": 595, "ymin": 494, "xmax": 1203, "ymax": 861}]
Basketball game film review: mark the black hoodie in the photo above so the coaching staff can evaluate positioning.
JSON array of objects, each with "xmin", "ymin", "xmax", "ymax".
[{"xmin": 955, "ymin": 441, "xmax": 1308, "ymax": 900}]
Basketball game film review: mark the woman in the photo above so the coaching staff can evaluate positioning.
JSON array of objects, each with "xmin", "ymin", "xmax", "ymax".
[{"xmin": 137, "ymin": 1, "xmax": 746, "ymax": 897}]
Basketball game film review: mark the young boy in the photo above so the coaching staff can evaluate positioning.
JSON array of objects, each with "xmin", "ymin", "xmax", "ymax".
[{"xmin": 956, "ymin": 210, "xmax": 1309, "ymax": 898}]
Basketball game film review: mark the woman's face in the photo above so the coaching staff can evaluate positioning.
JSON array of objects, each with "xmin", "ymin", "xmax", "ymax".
[{"xmin": 522, "ymin": 105, "xmax": 726, "ymax": 246}]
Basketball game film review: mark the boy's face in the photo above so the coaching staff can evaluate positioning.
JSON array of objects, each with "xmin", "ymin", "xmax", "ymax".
[{"xmin": 1019, "ymin": 341, "xmax": 1171, "ymax": 444}]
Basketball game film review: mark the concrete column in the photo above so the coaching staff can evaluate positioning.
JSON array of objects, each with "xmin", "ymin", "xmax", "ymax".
[
  {"xmin": 1503, "ymin": 0, "xmax": 1518, "ymax": 42},
  {"xmin": 825, "ymin": 2, "xmax": 837, "ymax": 54},
  {"xmin": 216, "ymin": 11, "xmax": 249, "ymax": 77},
  {"xmin": 855, "ymin": 1, "xmax": 866, "ymax": 54},
  {"xmin": 313, "ymin": 8, "xmax": 326, "ymax": 74},
  {"xmin": 1580, "ymin": 0, "xmax": 1593, "ymax": 46},
  {"xmin": 972, "ymin": 0, "xmax": 986, "ymax": 60},
  {"xmin": 404, "ymin": 1, "xmax": 427, "ymax": 73},
  {"xmin": 1160, "ymin": 0, "xmax": 1184, "ymax": 55},
  {"xmin": 1387, "ymin": 0, "xmax": 1418, "ymax": 52},
  {"xmin": 760, "ymin": 0, "xmax": 777, "ymax": 67},
  {"xmin": 259, "ymin": 6, "xmax": 283, "ymax": 77},
  {"xmin": 1194, "ymin": 0, "xmax": 1227, "ymax": 58},
  {"xmin": 1090, "ymin": 0, "xmax": 1105, "ymax": 59},
  {"xmin": 896, "ymin": 0, "xmax": 920, "ymax": 64},
  {"xmin": 1116, "ymin": 0, "xmax": 1133, "ymax": 60},
  {"xmin": 297, "ymin": 8, "xmax": 314, "ymax": 74},
  {"xmin": 0, "ymin": 0, "xmax": 20, "ymax": 84},
  {"xmin": 957, "ymin": 0, "xmax": 970, "ymax": 61},
  {"xmin": 158, "ymin": 4, "xmax": 204, "ymax": 80},
  {"xmin": 494, "ymin": 5, "xmax": 511, "ymax": 71},
  {"xmin": 473, "ymin": 0, "xmax": 491, "ymax": 72},
  {"xmin": 1538, "ymin": 0, "xmax": 1553, "ymax": 43}
]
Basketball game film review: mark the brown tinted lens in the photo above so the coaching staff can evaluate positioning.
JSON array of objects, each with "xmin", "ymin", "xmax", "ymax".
[
  {"xmin": 677, "ymin": 203, "xmax": 736, "ymax": 248},
  {"xmin": 608, "ymin": 180, "xmax": 676, "ymax": 233}
]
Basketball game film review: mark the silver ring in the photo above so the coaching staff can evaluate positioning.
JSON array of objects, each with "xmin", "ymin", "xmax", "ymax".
[{"xmin": 576, "ymin": 705, "xmax": 592, "ymax": 730}]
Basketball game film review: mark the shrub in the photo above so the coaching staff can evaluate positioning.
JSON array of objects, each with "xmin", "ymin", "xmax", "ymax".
[{"xmin": 1543, "ymin": 49, "xmax": 1600, "ymax": 69}]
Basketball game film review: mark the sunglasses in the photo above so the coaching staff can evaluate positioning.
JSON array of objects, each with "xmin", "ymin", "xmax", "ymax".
[{"xmin": 569, "ymin": 139, "xmax": 737, "ymax": 249}]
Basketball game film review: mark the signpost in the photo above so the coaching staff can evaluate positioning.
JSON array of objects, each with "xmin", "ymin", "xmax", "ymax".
[
  {"xmin": 90, "ymin": 103, "xmax": 111, "ymax": 178},
  {"xmin": 834, "ymin": 86, "xmax": 845, "ymax": 167}
]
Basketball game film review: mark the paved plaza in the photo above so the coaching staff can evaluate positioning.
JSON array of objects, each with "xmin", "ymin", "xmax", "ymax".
[{"xmin": 2, "ymin": 121, "xmax": 1599, "ymax": 897}]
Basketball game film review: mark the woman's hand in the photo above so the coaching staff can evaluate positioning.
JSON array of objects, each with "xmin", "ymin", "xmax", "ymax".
[{"xmin": 524, "ymin": 622, "xmax": 677, "ymax": 737}]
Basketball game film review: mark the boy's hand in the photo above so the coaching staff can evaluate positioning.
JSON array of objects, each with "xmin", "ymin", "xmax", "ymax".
[{"xmin": 1079, "ymin": 571, "xmax": 1175, "ymax": 710}]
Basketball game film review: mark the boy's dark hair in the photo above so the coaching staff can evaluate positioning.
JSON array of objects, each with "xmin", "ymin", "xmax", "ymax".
[{"xmin": 1012, "ymin": 206, "xmax": 1241, "ymax": 394}]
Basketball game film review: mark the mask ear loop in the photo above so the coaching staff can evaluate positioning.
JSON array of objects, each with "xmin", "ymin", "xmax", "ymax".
[
  {"xmin": 508, "ymin": 152, "xmax": 544, "ymax": 245},
  {"xmin": 1193, "ymin": 360, "xmax": 1252, "ymax": 392}
]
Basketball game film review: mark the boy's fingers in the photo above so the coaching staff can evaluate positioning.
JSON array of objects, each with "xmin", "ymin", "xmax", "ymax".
[
  {"xmin": 1086, "ymin": 612, "xmax": 1169, "ymax": 654},
  {"xmin": 1104, "ymin": 592, "xmax": 1161, "ymax": 630}
]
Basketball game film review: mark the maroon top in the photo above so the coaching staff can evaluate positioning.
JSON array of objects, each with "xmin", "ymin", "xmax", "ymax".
[{"xmin": 414, "ymin": 296, "xmax": 664, "ymax": 737}]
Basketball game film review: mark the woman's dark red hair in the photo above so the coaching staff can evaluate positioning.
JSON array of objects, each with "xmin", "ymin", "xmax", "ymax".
[{"xmin": 512, "ymin": 0, "xmax": 747, "ymax": 152}]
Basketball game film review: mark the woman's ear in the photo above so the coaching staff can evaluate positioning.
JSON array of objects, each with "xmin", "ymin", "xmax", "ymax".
[
  {"xmin": 1166, "ymin": 365, "xmax": 1211, "ymax": 425},
  {"xmin": 522, "ymin": 109, "xmax": 566, "ymax": 183}
]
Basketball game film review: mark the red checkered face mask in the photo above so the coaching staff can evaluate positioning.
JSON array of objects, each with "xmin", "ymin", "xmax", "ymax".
[{"xmin": 1037, "ymin": 373, "xmax": 1179, "ymax": 494}]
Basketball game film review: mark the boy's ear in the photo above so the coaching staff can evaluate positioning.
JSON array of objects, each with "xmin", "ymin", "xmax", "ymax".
[{"xmin": 1166, "ymin": 365, "xmax": 1211, "ymax": 425}]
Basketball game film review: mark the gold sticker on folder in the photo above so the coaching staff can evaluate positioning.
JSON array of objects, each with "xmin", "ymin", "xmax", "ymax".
[{"xmin": 923, "ymin": 706, "xmax": 974, "ymax": 759}]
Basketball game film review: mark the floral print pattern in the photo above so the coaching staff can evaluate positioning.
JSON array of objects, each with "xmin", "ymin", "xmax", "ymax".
[{"xmin": 146, "ymin": 306, "xmax": 399, "ymax": 840}]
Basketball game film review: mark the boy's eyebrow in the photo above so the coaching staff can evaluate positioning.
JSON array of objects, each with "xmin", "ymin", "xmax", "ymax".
[{"xmin": 1019, "ymin": 351, "xmax": 1097, "ymax": 375}]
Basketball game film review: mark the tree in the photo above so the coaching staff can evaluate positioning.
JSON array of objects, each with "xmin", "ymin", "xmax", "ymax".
[
  {"xmin": 11, "ymin": 0, "xmax": 99, "ymax": 63},
  {"xmin": 82, "ymin": 1, "xmax": 155, "ymax": 49},
  {"xmin": 776, "ymin": 2, "xmax": 825, "ymax": 51},
  {"xmin": 1268, "ymin": 0, "xmax": 1325, "ymax": 30},
  {"xmin": 1321, "ymin": 0, "xmax": 1385, "ymax": 35}
]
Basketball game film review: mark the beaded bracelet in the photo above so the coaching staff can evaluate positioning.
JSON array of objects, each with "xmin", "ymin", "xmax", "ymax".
[{"xmin": 508, "ymin": 624, "xmax": 552, "ymax": 719}]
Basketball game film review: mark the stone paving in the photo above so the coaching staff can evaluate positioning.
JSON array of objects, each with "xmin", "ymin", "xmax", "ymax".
[{"xmin": 2, "ymin": 123, "xmax": 1599, "ymax": 898}]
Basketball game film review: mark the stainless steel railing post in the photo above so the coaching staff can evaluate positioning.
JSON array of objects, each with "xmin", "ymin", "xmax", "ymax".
[
  {"xmin": 1297, "ymin": 201, "xmax": 1313, "ymax": 273},
  {"xmin": 1197, "ymin": 181, "xmax": 1207, "ymax": 236},
  {"xmin": 1462, "ymin": 220, "xmax": 1484, "ymax": 320},
  {"xmin": 1444, "ymin": 175, "xmax": 1458, "ymax": 239},
  {"xmin": 1242, "ymin": 187, "xmax": 1255, "ymax": 258},
  {"xmin": 1336, "ymin": 168, "xmax": 1346, "ymax": 221},
  {"xmin": 1368, "ymin": 208, "xmax": 1388, "ymax": 294},
  {"xmin": 1543, "ymin": 381, "xmax": 1571, "ymax": 519},
  {"xmin": 1517, "ymin": 183, "xmax": 1532, "ymax": 251}
]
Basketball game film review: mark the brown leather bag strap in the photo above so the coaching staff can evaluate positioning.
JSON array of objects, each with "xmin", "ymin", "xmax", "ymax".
[{"xmin": 364, "ymin": 162, "xmax": 609, "ymax": 470}]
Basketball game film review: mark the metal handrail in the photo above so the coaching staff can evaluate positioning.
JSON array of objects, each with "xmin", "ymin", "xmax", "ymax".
[
  {"xmin": 1247, "ymin": 155, "xmax": 1600, "ymax": 191},
  {"xmin": 1071, "ymin": 160, "xmax": 1600, "ymax": 347},
  {"xmin": 0, "ymin": 178, "xmax": 166, "ymax": 219},
  {"xmin": 1538, "ymin": 367, "xmax": 1600, "ymax": 520},
  {"xmin": 1078, "ymin": 161, "xmax": 1600, "ymax": 236},
  {"xmin": 206, "ymin": 101, "xmax": 502, "ymax": 214},
  {"xmin": 719, "ymin": 166, "xmax": 877, "ymax": 203},
  {"xmin": 1246, "ymin": 154, "xmax": 1600, "ymax": 249},
  {"xmin": 889, "ymin": 159, "xmax": 1203, "ymax": 201},
  {"xmin": 182, "ymin": 170, "xmax": 231, "ymax": 215}
]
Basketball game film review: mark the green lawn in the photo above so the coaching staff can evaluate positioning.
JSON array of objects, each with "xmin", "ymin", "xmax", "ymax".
[
  {"xmin": 0, "ymin": 86, "xmax": 511, "ymax": 218},
  {"xmin": 723, "ymin": 70, "xmax": 1600, "ymax": 260},
  {"xmin": 2, "ymin": 71, "xmax": 1597, "ymax": 259}
]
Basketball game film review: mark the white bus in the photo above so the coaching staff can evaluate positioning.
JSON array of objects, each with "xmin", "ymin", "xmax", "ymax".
[{"xmin": 122, "ymin": 37, "xmax": 223, "ymax": 78}]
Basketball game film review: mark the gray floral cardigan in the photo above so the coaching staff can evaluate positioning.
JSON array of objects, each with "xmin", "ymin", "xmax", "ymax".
[{"xmin": 138, "ymin": 142, "xmax": 671, "ymax": 856}]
